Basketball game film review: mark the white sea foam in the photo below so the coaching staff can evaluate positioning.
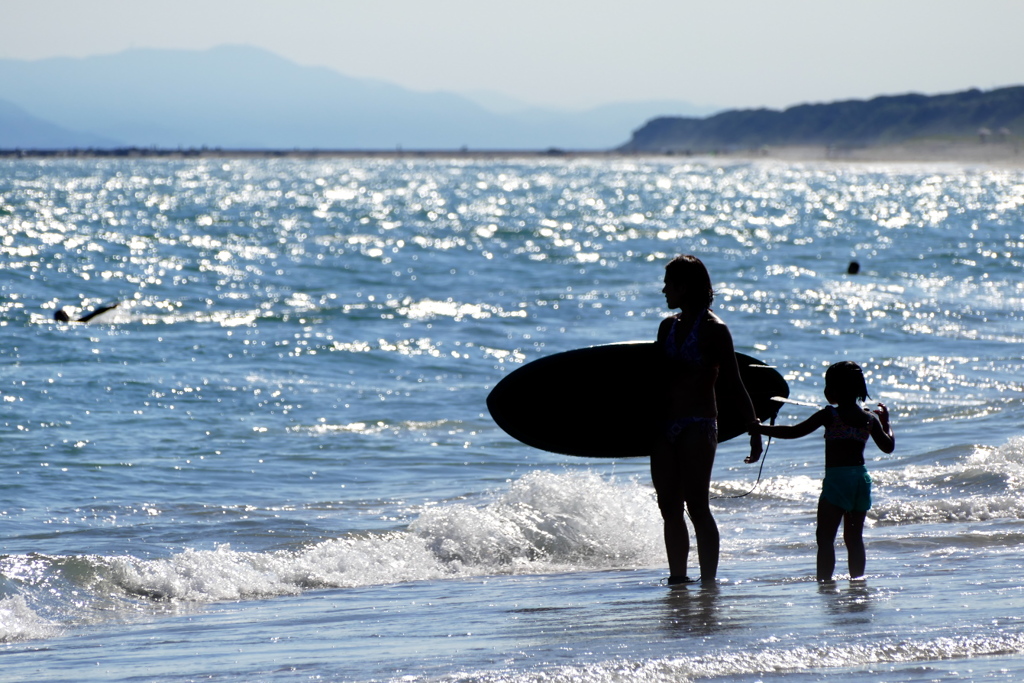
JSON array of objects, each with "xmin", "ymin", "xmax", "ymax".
[
  {"xmin": 411, "ymin": 470, "xmax": 661, "ymax": 571},
  {"xmin": 0, "ymin": 596, "xmax": 59, "ymax": 643},
  {"xmin": 3, "ymin": 471, "xmax": 663, "ymax": 630},
  {"xmin": 873, "ymin": 494, "xmax": 1024, "ymax": 525},
  {"xmin": 426, "ymin": 632, "xmax": 1024, "ymax": 683},
  {"xmin": 64, "ymin": 443, "xmax": 1022, "ymax": 619},
  {"xmin": 872, "ymin": 437, "xmax": 1024, "ymax": 524},
  {"xmin": 713, "ymin": 472, "xmax": 821, "ymax": 502}
]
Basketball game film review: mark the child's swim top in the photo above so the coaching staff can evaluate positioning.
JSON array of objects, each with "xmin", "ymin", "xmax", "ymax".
[
  {"xmin": 823, "ymin": 406, "xmax": 871, "ymax": 443},
  {"xmin": 823, "ymin": 406, "xmax": 870, "ymax": 468}
]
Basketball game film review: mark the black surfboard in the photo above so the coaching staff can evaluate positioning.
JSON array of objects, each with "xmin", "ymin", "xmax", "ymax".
[{"xmin": 486, "ymin": 341, "xmax": 788, "ymax": 458}]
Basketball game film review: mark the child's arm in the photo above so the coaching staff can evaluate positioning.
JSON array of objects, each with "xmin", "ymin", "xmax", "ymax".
[
  {"xmin": 745, "ymin": 409, "xmax": 827, "ymax": 463},
  {"xmin": 869, "ymin": 403, "xmax": 895, "ymax": 454},
  {"xmin": 754, "ymin": 408, "xmax": 829, "ymax": 440}
]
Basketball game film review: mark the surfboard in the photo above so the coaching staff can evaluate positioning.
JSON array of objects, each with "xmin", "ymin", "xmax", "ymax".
[{"xmin": 486, "ymin": 341, "xmax": 789, "ymax": 458}]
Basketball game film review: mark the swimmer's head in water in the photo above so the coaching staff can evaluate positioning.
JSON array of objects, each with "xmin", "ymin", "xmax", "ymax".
[{"xmin": 54, "ymin": 309, "xmax": 71, "ymax": 322}]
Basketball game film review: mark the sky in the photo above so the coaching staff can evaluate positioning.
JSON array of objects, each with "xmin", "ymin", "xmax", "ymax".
[{"xmin": 6, "ymin": 0, "xmax": 1024, "ymax": 112}]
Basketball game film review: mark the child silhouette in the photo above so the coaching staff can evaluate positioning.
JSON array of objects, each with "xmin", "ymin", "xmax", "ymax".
[{"xmin": 751, "ymin": 361, "xmax": 894, "ymax": 581}]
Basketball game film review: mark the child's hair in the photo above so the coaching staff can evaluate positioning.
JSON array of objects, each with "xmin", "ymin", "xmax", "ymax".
[
  {"xmin": 825, "ymin": 361, "xmax": 870, "ymax": 402},
  {"xmin": 665, "ymin": 255, "xmax": 714, "ymax": 309}
]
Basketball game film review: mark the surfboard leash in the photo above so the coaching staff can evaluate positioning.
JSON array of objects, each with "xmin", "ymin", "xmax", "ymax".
[
  {"xmin": 716, "ymin": 395, "xmax": 824, "ymax": 500},
  {"xmin": 715, "ymin": 395, "xmax": 823, "ymax": 499},
  {"xmin": 710, "ymin": 417, "xmax": 774, "ymax": 500}
]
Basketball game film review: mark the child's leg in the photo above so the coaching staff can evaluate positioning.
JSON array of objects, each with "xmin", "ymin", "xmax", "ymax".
[
  {"xmin": 842, "ymin": 510, "xmax": 868, "ymax": 578},
  {"xmin": 816, "ymin": 498, "xmax": 845, "ymax": 581}
]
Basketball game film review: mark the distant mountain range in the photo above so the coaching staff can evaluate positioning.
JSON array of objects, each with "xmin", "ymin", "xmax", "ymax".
[
  {"xmin": 0, "ymin": 98, "xmax": 119, "ymax": 148},
  {"xmin": 4, "ymin": 46, "xmax": 1019, "ymax": 153},
  {"xmin": 620, "ymin": 86, "xmax": 1024, "ymax": 153},
  {"xmin": 0, "ymin": 45, "xmax": 716, "ymax": 151}
]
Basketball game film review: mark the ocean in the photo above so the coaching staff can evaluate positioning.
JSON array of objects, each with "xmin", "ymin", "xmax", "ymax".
[{"xmin": 1, "ymin": 156, "xmax": 1023, "ymax": 682}]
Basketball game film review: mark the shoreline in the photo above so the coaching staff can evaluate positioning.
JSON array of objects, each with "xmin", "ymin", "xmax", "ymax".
[{"xmin": 2, "ymin": 141, "xmax": 1022, "ymax": 166}]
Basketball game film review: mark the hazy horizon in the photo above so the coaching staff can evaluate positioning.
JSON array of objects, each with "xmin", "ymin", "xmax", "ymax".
[
  {"xmin": 0, "ymin": 45, "xmax": 729, "ymax": 150},
  {"xmin": 0, "ymin": 44, "xmax": 723, "ymax": 118},
  {"xmin": 7, "ymin": 0, "xmax": 1023, "ymax": 112}
]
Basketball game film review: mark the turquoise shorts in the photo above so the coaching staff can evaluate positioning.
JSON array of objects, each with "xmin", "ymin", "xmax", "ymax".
[{"xmin": 820, "ymin": 465, "xmax": 872, "ymax": 512}]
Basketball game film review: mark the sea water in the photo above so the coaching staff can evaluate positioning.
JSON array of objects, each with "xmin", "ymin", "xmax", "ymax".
[{"xmin": 1, "ymin": 156, "xmax": 1023, "ymax": 682}]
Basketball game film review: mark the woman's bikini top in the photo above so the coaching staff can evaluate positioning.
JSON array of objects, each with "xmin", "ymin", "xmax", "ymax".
[{"xmin": 664, "ymin": 312, "xmax": 709, "ymax": 367}]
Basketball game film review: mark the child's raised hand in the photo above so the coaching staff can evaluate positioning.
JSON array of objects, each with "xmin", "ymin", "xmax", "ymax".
[{"xmin": 872, "ymin": 403, "xmax": 890, "ymax": 429}]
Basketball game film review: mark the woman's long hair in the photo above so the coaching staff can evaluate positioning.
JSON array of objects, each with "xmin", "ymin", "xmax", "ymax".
[{"xmin": 665, "ymin": 254, "xmax": 714, "ymax": 310}]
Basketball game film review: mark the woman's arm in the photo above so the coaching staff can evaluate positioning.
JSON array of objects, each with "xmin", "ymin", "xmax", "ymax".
[
  {"xmin": 707, "ymin": 317, "xmax": 763, "ymax": 463},
  {"xmin": 708, "ymin": 318, "xmax": 758, "ymax": 426},
  {"xmin": 656, "ymin": 316, "xmax": 673, "ymax": 348}
]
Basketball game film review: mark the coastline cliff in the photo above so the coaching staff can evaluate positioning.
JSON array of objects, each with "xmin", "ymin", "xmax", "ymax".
[{"xmin": 619, "ymin": 86, "xmax": 1024, "ymax": 154}]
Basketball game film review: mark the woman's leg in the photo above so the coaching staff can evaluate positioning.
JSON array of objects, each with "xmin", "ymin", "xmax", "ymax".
[
  {"xmin": 651, "ymin": 440, "xmax": 690, "ymax": 580},
  {"xmin": 651, "ymin": 422, "xmax": 718, "ymax": 582},
  {"xmin": 680, "ymin": 426, "xmax": 718, "ymax": 582},
  {"xmin": 816, "ymin": 498, "xmax": 845, "ymax": 581},
  {"xmin": 843, "ymin": 510, "xmax": 868, "ymax": 578}
]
